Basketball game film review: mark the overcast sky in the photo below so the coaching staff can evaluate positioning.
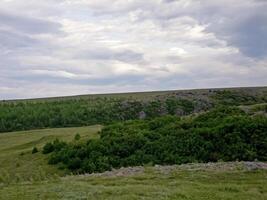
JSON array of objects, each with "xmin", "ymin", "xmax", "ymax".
[{"xmin": 0, "ymin": 0, "xmax": 267, "ymax": 99}]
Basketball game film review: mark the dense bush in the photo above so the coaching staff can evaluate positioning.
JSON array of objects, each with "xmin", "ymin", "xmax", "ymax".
[
  {"xmin": 74, "ymin": 133, "xmax": 81, "ymax": 141},
  {"xmin": 212, "ymin": 90, "xmax": 266, "ymax": 105},
  {"xmin": 43, "ymin": 139, "xmax": 67, "ymax": 154},
  {"xmin": 44, "ymin": 106, "xmax": 267, "ymax": 173},
  {"xmin": 0, "ymin": 98, "xmax": 197, "ymax": 133}
]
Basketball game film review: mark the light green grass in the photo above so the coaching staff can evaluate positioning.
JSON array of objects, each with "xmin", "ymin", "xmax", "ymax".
[
  {"xmin": 0, "ymin": 126, "xmax": 266, "ymax": 199},
  {"xmin": 0, "ymin": 125, "xmax": 102, "ymax": 183},
  {"xmin": 0, "ymin": 168, "xmax": 266, "ymax": 200}
]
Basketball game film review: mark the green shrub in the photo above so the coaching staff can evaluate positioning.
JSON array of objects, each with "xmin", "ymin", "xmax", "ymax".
[
  {"xmin": 74, "ymin": 133, "xmax": 81, "ymax": 141},
  {"xmin": 43, "ymin": 139, "xmax": 67, "ymax": 154},
  {"xmin": 32, "ymin": 147, "xmax": 38, "ymax": 154},
  {"xmin": 43, "ymin": 142, "xmax": 54, "ymax": 154},
  {"xmin": 45, "ymin": 106, "xmax": 267, "ymax": 174}
]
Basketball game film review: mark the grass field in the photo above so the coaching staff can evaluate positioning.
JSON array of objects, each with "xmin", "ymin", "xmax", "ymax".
[
  {"xmin": 0, "ymin": 126, "xmax": 266, "ymax": 199},
  {"xmin": 0, "ymin": 164, "xmax": 266, "ymax": 200},
  {"xmin": 0, "ymin": 125, "xmax": 102, "ymax": 183}
]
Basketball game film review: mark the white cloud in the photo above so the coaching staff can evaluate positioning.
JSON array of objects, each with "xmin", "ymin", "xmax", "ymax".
[
  {"xmin": 29, "ymin": 69, "xmax": 77, "ymax": 79},
  {"xmin": 0, "ymin": 0, "xmax": 266, "ymax": 99}
]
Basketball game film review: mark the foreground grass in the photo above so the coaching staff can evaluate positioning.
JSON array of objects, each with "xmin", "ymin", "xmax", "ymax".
[
  {"xmin": 0, "ymin": 125, "xmax": 102, "ymax": 183},
  {"xmin": 0, "ymin": 166, "xmax": 266, "ymax": 200},
  {"xmin": 0, "ymin": 125, "xmax": 266, "ymax": 199}
]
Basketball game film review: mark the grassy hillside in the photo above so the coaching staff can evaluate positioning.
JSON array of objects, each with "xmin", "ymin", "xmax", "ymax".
[
  {"xmin": 0, "ymin": 111, "xmax": 266, "ymax": 200},
  {"xmin": 0, "ymin": 87, "xmax": 266, "ymax": 199},
  {"xmin": 1, "ymin": 162, "xmax": 267, "ymax": 200},
  {"xmin": 0, "ymin": 125, "xmax": 101, "ymax": 183}
]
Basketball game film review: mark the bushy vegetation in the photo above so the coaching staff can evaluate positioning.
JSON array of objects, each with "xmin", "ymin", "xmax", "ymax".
[
  {"xmin": 43, "ymin": 106, "xmax": 267, "ymax": 173},
  {"xmin": 0, "ymin": 98, "xmax": 197, "ymax": 133},
  {"xmin": 1, "ymin": 87, "xmax": 266, "ymax": 133},
  {"xmin": 212, "ymin": 90, "xmax": 266, "ymax": 105},
  {"xmin": 0, "ymin": 125, "xmax": 101, "ymax": 185},
  {"xmin": 74, "ymin": 133, "xmax": 81, "ymax": 141},
  {"xmin": 43, "ymin": 139, "xmax": 67, "ymax": 154},
  {"xmin": 1, "ymin": 123, "xmax": 266, "ymax": 199}
]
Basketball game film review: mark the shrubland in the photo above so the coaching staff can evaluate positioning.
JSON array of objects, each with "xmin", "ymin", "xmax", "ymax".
[
  {"xmin": 0, "ymin": 87, "xmax": 266, "ymax": 199},
  {"xmin": 43, "ymin": 106, "xmax": 267, "ymax": 173},
  {"xmin": 1, "ymin": 87, "xmax": 266, "ymax": 133}
]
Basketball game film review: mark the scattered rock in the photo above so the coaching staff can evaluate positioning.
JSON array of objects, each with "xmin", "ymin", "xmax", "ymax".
[
  {"xmin": 243, "ymin": 161, "xmax": 267, "ymax": 170},
  {"xmin": 81, "ymin": 166, "xmax": 144, "ymax": 178},
  {"xmin": 66, "ymin": 162, "xmax": 267, "ymax": 179},
  {"xmin": 138, "ymin": 111, "xmax": 146, "ymax": 119}
]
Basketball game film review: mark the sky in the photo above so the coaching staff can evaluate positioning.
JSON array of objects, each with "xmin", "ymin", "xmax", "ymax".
[{"xmin": 0, "ymin": 0, "xmax": 267, "ymax": 99}]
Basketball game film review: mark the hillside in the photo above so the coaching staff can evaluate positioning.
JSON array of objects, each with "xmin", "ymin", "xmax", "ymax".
[
  {"xmin": 1, "ymin": 87, "xmax": 267, "ymax": 133},
  {"xmin": 0, "ymin": 87, "xmax": 266, "ymax": 199},
  {"xmin": 0, "ymin": 126, "xmax": 101, "ymax": 183},
  {"xmin": 40, "ymin": 106, "xmax": 267, "ymax": 174},
  {"xmin": 0, "ymin": 124, "xmax": 266, "ymax": 200}
]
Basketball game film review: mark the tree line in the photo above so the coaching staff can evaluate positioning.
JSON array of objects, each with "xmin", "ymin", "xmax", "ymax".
[
  {"xmin": 1, "ymin": 88, "xmax": 266, "ymax": 133},
  {"xmin": 0, "ymin": 97, "xmax": 196, "ymax": 133}
]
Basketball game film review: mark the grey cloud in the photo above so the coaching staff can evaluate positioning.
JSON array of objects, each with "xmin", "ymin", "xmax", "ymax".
[
  {"xmin": 9, "ymin": 69, "xmax": 147, "ymax": 87},
  {"xmin": 224, "ymin": 13, "xmax": 267, "ymax": 58},
  {"xmin": 200, "ymin": 3, "xmax": 267, "ymax": 59},
  {"xmin": 30, "ymin": 0, "xmax": 267, "ymax": 59},
  {"xmin": 0, "ymin": 29, "xmax": 38, "ymax": 48},
  {"xmin": 176, "ymin": 1, "xmax": 266, "ymax": 58},
  {"xmin": 103, "ymin": 0, "xmax": 267, "ymax": 59},
  {"xmin": 73, "ymin": 48, "xmax": 144, "ymax": 63},
  {"xmin": 0, "ymin": 0, "xmax": 267, "ymax": 99},
  {"xmin": 114, "ymin": 50, "xmax": 144, "ymax": 63},
  {"xmin": 0, "ymin": 10, "xmax": 62, "ymax": 35},
  {"xmin": 0, "ymin": 9, "xmax": 63, "ymax": 62}
]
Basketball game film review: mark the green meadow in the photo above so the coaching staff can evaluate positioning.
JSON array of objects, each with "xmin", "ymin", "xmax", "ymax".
[
  {"xmin": 0, "ymin": 87, "xmax": 266, "ymax": 199},
  {"xmin": 0, "ymin": 125, "xmax": 101, "ymax": 183},
  {"xmin": 0, "ymin": 126, "xmax": 266, "ymax": 200}
]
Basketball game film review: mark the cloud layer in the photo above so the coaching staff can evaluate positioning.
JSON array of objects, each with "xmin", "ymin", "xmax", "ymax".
[{"xmin": 0, "ymin": 0, "xmax": 267, "ymax": 99}]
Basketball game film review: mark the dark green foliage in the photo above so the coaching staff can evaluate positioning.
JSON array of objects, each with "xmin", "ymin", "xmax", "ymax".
[
  {"xmin": 0, "ymin": 98, "xmax": 192, "ymax": 133},
  {"xmin": 1, "ymin": 88, "xmax": 266, "ymax": 133},
  {"xmin": 42, "ymin": 139, "xmax": 67, "ymax": 154},
  {"xmin": 166, "ymin": 98, "xmax": 194, "ymax": 115},
  {"xmin": 31, "ymin": 147, "xmax": 38, "ymax": 154},
  {"xmin": 43, "ymin": 143, "xmax": 54, "ymax": 154},
  {"xmin": 212, "ymin": 90, "xmax": 265, "ymax": 105},
  {"xmin": 74, "ymin": 133, "xmax": 81, "ymax": 141},
  {"xmin": 45, "ymin": 107, "xmax": 267, "ymax": 173}
]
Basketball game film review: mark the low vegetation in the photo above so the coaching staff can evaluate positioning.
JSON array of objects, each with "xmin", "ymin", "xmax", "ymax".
[
  {"xmin": 0, "ymin": 125, "xmax": 101, "ymax": 184},
  {"xmin": 1, "ymin": 162, "xmax": 267, "ymax": 200}
]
